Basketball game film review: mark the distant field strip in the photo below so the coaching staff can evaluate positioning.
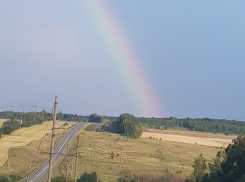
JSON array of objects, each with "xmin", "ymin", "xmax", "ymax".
[
  {"xmin": 141, "ymin": 128, "xmax": 236, "ymax": 147},
  {"xmin": 0, "ymin": 121, "xmax": 76, "ymax": 167},
  {"xmin": 0, "ymin": 119, "xmax": 7, "ymax": 127}
]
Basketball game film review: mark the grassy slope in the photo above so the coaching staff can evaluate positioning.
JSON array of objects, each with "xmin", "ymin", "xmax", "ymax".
[
  {"xmin": 0, "ymin": 121, "xmax": 77, "ymax": 176},
  {"xmin": 54, "ymin": 130, "xmax": 219, "ymax": 182}
]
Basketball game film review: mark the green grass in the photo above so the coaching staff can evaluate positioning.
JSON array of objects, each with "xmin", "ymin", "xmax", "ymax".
[
  {"xmin": 55, "ymin": 130, "xmax": 219, "ymax": 182},
  {"xmin": 84, "ymin": 123, "xmax": 95, "ymax": 131}
]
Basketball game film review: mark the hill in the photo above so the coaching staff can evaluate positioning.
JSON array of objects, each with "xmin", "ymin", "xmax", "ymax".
[
  {"xmin": 0, "ymin": 121, "xmax": 76, "ymax": 176},
  {"xmin": 52, "ymin": 128, "xmax": 232, "ymax": 182}
]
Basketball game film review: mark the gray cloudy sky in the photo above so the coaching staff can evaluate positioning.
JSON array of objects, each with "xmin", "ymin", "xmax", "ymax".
[{"xmin": 1, "ymin": 1, "xmax": 245, "ymax": 119}]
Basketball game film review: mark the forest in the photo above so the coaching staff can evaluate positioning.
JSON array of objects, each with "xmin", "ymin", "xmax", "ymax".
[{"xmin": 138, "ymin": 117, "xmax": 245, "ymax": 135}]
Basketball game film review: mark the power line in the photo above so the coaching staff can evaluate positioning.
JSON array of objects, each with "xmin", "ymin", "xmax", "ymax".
[{"xmin": 30, "ymin": 120, "xmax": 50, "ymax": 169}]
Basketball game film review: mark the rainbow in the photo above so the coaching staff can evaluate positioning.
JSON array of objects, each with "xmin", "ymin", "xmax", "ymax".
[{"xmin": 81, "ymin": 0, "xmax": 164, "ymax": 117}]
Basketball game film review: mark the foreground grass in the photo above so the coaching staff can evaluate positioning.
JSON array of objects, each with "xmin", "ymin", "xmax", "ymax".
[
  {"xmin": 55, "ymin": 130, "xmax": 219, "ymax": 182},
  {"xmin": 0, "ymin": 121, "xmax": 77, "ymax": 176}
]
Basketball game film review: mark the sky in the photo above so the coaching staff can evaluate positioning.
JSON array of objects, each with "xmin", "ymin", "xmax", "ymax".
[{"xmin": 1, "ymin": 1, "xmax": 245, "ymax": 119}]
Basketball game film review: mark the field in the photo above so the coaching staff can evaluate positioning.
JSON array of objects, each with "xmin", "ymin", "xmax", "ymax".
[
  {"xmin": 0, "ymin": 119, "xmax": 7, "ymax": 127},
  {"xmin": 0, "ymin": 121, "xmax": 77, "ymax": 176},
  {"xmin": 54, "ymin": 128, "xmax": 235, "ymax": 182},
  {"xmin": 142, "ymin": 128, "xmax": 236, "ymax": 147}
]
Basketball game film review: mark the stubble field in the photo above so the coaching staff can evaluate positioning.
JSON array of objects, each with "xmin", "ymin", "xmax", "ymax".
[{"xmin": 141, "ymin": 128, "xmax": 236, "ymax": 147}]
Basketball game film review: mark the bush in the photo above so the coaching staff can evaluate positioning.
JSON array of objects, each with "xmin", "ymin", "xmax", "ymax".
[
  {"xmin": 0, "ymin": 175, "xmax": 21, "ymax": 182},
  {"xmin": 77, "ymin": 172, "xmax": 100, "ymax": 182}
]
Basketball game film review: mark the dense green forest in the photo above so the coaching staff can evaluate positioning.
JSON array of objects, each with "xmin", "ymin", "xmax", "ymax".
[{"xmin": 138, "ymin": 117, "xmax": 245, "ymax": 135}]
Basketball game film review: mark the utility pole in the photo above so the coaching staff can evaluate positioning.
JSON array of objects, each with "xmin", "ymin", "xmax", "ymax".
[
  {"xmin": 47, "ymin": 96, "xmax": 58, "ymax": 182},
  {"xmin": 66, "ymin": 143, "xmax": 69, "ymax": 182},
  {"xmin": 96, "ymin": 161, "xmax": 100, "ymax": 182},
  {"xmin": 74, "ymin": 135, "xmax": 79, "ymax": 182},
  {"xmin": 66, "ymin": 160, "xmax": 69, "ymax": 182}
]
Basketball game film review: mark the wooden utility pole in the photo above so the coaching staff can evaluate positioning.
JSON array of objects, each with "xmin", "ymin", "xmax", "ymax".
[
  {"xmin": 96, "ymin": 161, "xmax": 100, "ymax": 182},
  {"xmin": 66, "ymin": 143, "xmax": 69, "ymax": 182},
  {"xmin": 74, "ymin": 135, "xmax": 79, "ymax": 182},
  {"xmin": 47, "ymin": 96, "xmax": 58, "ymax": 182},
  {"xmin": 66, "ymin": 160, "xmax": 69, "ymax": 182}
]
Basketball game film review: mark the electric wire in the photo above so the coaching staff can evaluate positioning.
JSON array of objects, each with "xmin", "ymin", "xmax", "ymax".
[{"xmin": 30, "ymin": 107, "xmax": 54, "ymax": 169}]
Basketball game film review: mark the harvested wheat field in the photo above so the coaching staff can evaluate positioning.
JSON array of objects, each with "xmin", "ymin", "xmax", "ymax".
[
  {"xmin": 0, "ymin": 121, "xmax": 76, "ymax": 168},
  {"xmin": 141, "ymin": 128, "xmax": 237, "ymax": 147}
]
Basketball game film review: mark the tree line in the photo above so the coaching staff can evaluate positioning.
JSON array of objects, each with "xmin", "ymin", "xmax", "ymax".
[
  {"xmin": 138, "ymin": 117, "xmax": 245, "ymax": 135},
  {"xmin": 0, "ymin": 111, "xmax": 50, "ymax": 137},
  {"xmin": 1, "ymin": 110, "xmax": 245, "ymax": 135}
]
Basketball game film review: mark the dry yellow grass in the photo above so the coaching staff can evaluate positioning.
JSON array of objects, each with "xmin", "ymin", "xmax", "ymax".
[
  {"xmin": 0, "ymin": 119, "xmax": 7, "ymax": 127},
  {"xmin": 0, "ymin": 121, "xmax": 76, "ymax": 168},
  {"xmin": 0, "ymin": 125, "xmax": 235, "ymax": 181},
  {"xmin": 54, "ymin": 130, "xmax": 226, "ymax": 182}
]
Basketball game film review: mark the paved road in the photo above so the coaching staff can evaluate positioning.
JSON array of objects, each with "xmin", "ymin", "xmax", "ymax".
[{"xmin": 24, "ymin": 122, "xmax": 87, "ymax": 182}]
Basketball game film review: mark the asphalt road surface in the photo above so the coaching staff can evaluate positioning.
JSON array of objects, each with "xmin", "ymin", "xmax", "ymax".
[{"xmin": 24, "ymin": 122, "xmax": 87, "ymax": 182}]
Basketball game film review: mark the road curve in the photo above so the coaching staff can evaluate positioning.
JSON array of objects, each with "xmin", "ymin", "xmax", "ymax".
[{"xmin": 24, "ymin": 122, "xmax": 87, "ymax": 182}]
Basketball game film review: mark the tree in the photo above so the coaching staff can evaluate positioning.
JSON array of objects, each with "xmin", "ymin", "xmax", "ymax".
[
  {"xmin": 188, "ymin": 134, "xmax": 245, "ymax": 182},
  {"xmin": 115, "ymin": 114, "xmax": 142, "ymax": 139},
  {"xmin": 77, "ymin": 172, "xmax": 100, "ymax": 182},
  {"xmin": 57, "ymin": 111, "xmax": 64, "ymax": 120},
  {"xmin": 217, "ymin": 134, "xmax": 245, "ymax": 182},
  {"xmin": 185, "ymin": 154, "xmax": 207, "ymax": 182},
  {"xmin": 117, "ymin": 170, "xmax": 135, "ymax": 182},
  {"xmin": 89, "ymin": 114, "xmax": 103, "ymax": 123},
  {"xmin": 2, "ymin": 118, "xmax": 20, "ymax": 135}
]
